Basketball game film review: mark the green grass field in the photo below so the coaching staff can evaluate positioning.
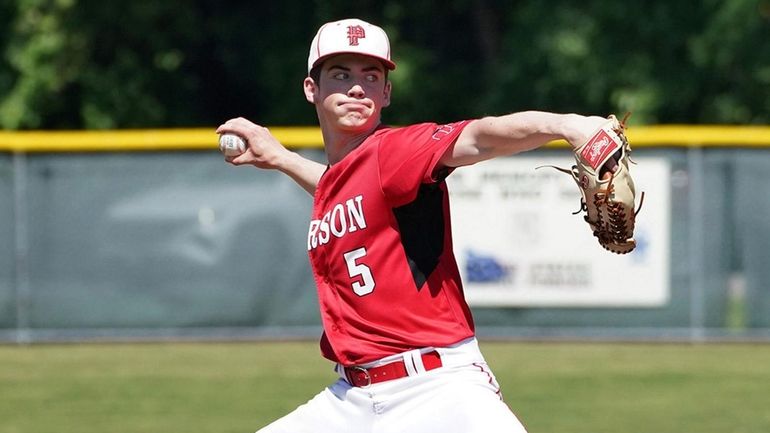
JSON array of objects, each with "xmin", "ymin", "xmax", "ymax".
[{"xmin": 1, "ymin": 341, "xmax": 768, "ymax": 433}]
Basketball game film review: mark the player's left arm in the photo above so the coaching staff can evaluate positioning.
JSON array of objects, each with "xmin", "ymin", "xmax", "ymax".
[{"xmin": 440, "ymin": 111, "xmax": 608, "ymax": 168}]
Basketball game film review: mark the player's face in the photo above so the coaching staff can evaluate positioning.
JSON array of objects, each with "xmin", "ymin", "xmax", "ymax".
[{"xmin": 311, "ymin": 54, "xmax": 391, "ymax": 132}]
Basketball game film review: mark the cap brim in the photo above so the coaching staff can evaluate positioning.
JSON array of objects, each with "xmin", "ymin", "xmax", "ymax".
[{"xmin": 310, "ymin": 52, "xmax": 396, "ymax": 73}]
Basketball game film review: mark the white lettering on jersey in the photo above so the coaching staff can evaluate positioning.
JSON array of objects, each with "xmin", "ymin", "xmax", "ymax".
[
  {"xmin": 346, "ymin": 195, "xmax": 366, "ymax": 232},
  {"xmin": 431, "ymin": 123, "xmax": 455, "ymax": 141},
  {"xmin": 330, "ymin": 204, "xmax": 346, "ymax": 237},
  {"xmin": 319, "ymin": 212, "xmax": 331, "ymax": 244},
  {"xmin": 308, "ymin": 194, "xmax": 367, "ymax": 251},
  {"xmin": 307, "ymin": 220, "xmax": 320, "ymax": 250}
]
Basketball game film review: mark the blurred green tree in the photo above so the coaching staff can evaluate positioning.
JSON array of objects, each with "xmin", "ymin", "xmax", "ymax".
[{"xmin": 0, "ymin": 0, "xmax": 768, "ymax": 129}]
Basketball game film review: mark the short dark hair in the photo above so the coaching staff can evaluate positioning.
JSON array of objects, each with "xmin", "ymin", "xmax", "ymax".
[{"xmin": 309, "ymin": 65, "xmax": 322, "ymax": 86}]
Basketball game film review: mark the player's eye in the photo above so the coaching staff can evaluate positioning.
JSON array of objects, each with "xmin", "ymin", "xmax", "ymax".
[
  {"xmin": 365, "ymin": 74, "xmax": 378, "ymax": 83},
  {"xmin": 332, "ymin": 72, "xmax": 349, "ymax": 80}
]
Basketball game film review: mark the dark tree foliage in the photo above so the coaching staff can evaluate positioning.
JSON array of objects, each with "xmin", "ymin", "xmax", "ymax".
[{"xmin": 0, "ymin": 0, "xmax": 768, "ymax": 129}]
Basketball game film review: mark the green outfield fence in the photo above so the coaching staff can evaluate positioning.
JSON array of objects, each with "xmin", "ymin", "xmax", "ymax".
[{"xmin": 1, "ymin": 125, "xmax": 770, "ymax": 344}]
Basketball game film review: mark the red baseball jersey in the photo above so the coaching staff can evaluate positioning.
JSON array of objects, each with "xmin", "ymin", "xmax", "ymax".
[{"xmin": 307, "ymin": 121, "xmax": 476, "ymax": 365}]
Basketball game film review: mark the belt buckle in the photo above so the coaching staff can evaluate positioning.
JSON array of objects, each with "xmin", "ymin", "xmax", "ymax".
[{"xmin": 349, "ymin": 366, "xmax": 372, "ymax": 388}]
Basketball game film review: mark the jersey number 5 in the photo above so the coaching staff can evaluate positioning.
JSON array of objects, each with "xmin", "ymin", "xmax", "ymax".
[{"xmin": 343, "ymin": 247, "xmax": 376, "ymax": 296}]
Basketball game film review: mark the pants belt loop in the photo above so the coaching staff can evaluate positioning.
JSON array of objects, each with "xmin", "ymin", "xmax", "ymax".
[
  {"xmin": 411, "ymin": 350, "xmax": 427, "ymax": 374},
  {"xmin": 402, "ymin": 349, "xmax": 428, "ymax": 377},
  {"xmin": 402, "ymin": 350, "xmax": 418, "ymax": 377}
]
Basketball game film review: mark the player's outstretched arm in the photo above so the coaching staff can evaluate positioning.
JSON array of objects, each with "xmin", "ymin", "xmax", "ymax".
[
  {"xmin": 217, "ymin": 117, "xmax": 326, "ymax": 195},
  {"xmin": 441, "ymin": 111, "xmax": 608, "ymax": 168}
]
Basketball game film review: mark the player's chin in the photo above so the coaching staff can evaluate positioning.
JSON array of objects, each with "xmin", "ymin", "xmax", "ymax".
[{"xmin": 337, "ymin": 114, "xmax": 374, "ymax": 130}]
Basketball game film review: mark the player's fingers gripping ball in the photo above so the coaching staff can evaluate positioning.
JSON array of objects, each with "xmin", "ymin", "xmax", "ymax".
[{"xmin": 219, "ymin": 133, "xmax": 247, "ymax": 157}]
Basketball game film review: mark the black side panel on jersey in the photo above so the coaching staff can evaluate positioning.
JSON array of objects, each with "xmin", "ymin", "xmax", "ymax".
[{"xmin": 392, "ymin": 182, "xmax": 445, "ymax": 289}]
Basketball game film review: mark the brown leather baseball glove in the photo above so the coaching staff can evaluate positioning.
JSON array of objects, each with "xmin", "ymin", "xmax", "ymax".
[{"xmin": 546, "ymin": 114, "xmax": 644, "ymax": 254}]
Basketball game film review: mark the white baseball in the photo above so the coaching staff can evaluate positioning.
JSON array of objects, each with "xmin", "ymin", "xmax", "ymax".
[{"xmin": 219, "ymin": 134, "xmax": 247, "ymax": 157}]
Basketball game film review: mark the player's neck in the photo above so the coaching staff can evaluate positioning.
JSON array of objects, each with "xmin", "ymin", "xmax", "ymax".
[{"xmin": 322, "ymin": 123, "xmax": 383, "ymax": 165}]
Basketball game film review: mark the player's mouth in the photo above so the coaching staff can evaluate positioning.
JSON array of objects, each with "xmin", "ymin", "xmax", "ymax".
[{"xmin": 338, "ymin": 100, "xmax": 372, "ymax": 111}]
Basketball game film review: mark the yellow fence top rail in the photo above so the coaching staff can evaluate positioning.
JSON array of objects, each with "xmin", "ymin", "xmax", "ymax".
[
  {"xmin": 548, "ymin": 125, "xmax": 770, "ymax": 148},
  {"xmin": 1, "ymin": 125, "xmax": 770, "ymax": 152},
  {"xmin": 0, "ymin": 127, "xmax": 323, "ymax": 152}
]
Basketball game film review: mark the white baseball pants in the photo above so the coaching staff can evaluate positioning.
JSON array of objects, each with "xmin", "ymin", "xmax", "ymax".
[{"xmin": 255, "ymin": 338, "xmax": 528, "ymax": 433}]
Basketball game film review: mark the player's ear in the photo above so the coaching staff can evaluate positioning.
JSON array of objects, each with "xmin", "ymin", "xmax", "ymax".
[
  {"xmin": 303, "ymin": 77, "xmax": 318, "ymax": 104},
  {"xmin": 382, "ymin": 80, "xmax": 392, "ymax": 108}
]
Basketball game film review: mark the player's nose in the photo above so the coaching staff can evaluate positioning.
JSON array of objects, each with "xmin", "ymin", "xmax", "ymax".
[{"xmin": 347, "ymin": 84, "xmax": 365, "ymax": 99}]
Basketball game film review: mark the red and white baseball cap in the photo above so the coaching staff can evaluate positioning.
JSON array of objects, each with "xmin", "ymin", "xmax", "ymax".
[{"xmin": 308, "ymin": 18, "xmax": 396, "ymax": 73}]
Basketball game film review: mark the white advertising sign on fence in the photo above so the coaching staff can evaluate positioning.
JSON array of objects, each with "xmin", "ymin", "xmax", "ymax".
[{"xmin": 447, "ymin": 156, "xmax": 670, "ymax": 307}]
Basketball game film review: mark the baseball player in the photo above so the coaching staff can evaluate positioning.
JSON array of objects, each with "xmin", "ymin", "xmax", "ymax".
[{"xmin": 217, "ymin": 18, "xmax": 612, "ymax": 433}]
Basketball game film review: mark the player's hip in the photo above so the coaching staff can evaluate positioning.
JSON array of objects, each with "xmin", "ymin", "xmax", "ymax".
[{"xmin": 335, "ymin": 336, "xmax": 491, "ymax": 388}]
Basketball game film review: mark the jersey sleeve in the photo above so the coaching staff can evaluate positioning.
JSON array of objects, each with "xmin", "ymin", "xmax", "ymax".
[{"xmin": 377, "ymin": 120, "xmax": 471, "ymax": 206}]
